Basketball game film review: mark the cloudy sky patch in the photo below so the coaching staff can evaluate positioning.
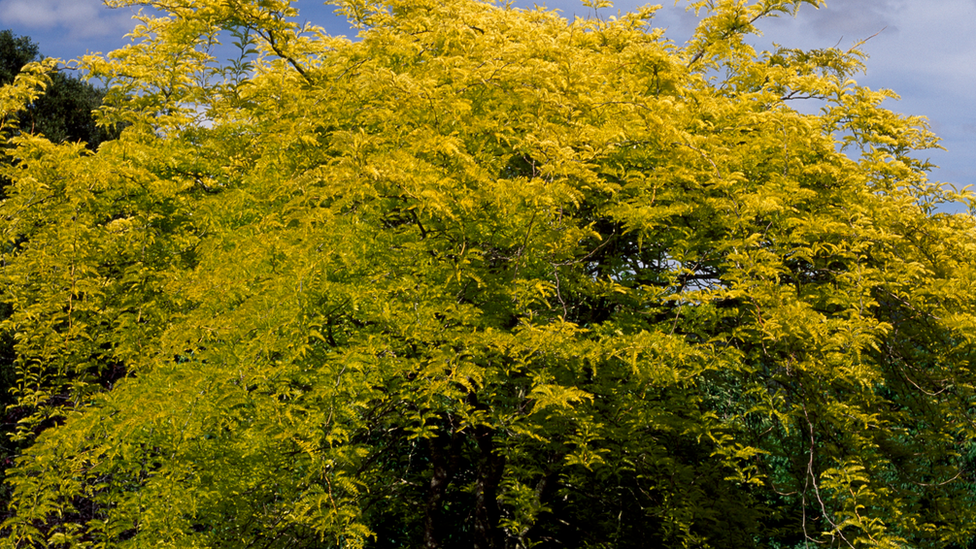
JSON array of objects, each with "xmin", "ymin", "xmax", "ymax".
[
  {"xmin": 0, "ymin": 0, "xmax": 132, "ymax": 43},
  {"xmin": 803, "ymin": 0, "xmax": 900, "ymax": 42}
]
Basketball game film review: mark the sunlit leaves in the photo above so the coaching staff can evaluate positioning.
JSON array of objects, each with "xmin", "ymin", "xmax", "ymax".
[{"xmin": 2, "ymin": 0, "xmax": 976, "ymax": 547}]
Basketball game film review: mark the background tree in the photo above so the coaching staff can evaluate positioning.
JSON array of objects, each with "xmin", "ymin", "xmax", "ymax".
[
  {"xmin": 0, "ymin": 30, "xmax": 117, "ymax": 155},
  {"xmin": 2, "ymin": 0, "xmax": 976, "ymax": 548}
]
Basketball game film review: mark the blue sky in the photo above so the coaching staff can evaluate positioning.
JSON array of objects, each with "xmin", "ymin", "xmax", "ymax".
[{"xmin": 2, "ymin": 0, "xmax": 974, "ymax": 207}]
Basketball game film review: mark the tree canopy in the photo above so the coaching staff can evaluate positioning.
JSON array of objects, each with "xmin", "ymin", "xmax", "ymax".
[{"xmin": 2, "ymin": 0, "xmax": 976, "ymax": 547}]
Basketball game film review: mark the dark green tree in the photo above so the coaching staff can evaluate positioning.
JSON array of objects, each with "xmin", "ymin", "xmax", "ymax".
[
  {"xmin": 0, "ymin": 30, "xmax": 116, "ymax": 152},
  {"xmin": 0, "ymin": 31, "xmax": 40, "ymax": 84}
]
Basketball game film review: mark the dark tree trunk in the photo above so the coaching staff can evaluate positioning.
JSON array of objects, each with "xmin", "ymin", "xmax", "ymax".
[
  {"xmin": 424, "ymin": 431, "xmax": 457, "ymax": 549},
  {"xmin": 473, "ymin": 426, "xmax": 506, "ymax": 549}
]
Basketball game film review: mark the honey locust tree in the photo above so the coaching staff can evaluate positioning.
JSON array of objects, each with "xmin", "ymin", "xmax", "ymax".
[
  {"xmin": 0, "ymin": 30, "xmax": 123, "ymax": 517},
  {"xmin": 3, "ymin": 0, "xmax": 976, "ymax": 547}
]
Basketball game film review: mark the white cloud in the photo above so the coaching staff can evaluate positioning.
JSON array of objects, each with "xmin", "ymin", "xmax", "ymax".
[{"xmin": 0, "ymin": 0, "xmax": 133, "ymax": 40}]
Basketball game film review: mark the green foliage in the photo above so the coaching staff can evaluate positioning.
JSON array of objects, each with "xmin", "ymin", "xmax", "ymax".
[
  {"xmin": 2, "ymin": 1, "xmax": 976, "ymax": 547},
  {"xmin": 0, "ymin": 31, "xmax": 41, "ymax": 85}
]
